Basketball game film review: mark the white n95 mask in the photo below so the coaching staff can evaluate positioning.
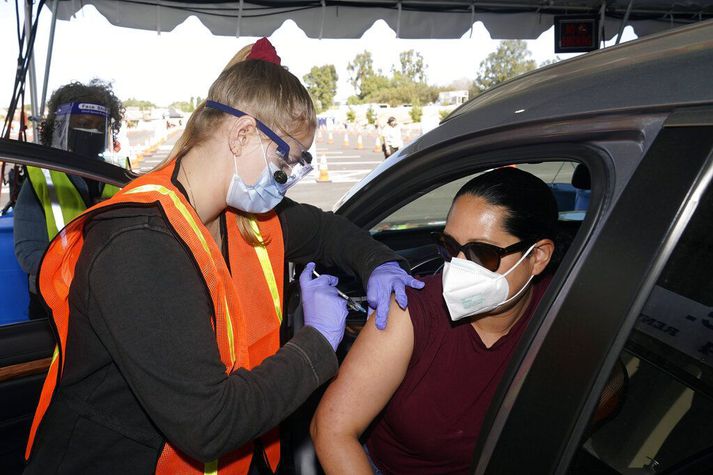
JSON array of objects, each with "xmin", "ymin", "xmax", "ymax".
[{"xmin": 442, "ymin": 243, "xmax": 536, "ymax": 321}]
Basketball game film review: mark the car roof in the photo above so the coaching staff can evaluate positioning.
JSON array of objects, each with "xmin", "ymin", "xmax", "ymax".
[{"xmin": 443, "ymin": 19, "xmax": 713, "ymax": 138}]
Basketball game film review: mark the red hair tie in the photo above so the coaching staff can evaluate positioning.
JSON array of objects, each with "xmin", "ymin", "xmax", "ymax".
[{"xmin": 246, "ymin": 37, "xmax": 281, "ymax": 65}]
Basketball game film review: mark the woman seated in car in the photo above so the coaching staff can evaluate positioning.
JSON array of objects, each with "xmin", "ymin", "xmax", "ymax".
[{"xmin": 311, "ymin": 167, "xmax": 558, "ymax": 474}]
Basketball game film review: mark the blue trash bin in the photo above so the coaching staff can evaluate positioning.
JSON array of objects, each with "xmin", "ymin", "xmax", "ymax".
[
  {"xmin": 574, "ymin": 189, "xmax": 591, "ymax": 211},
  {"xmin": 548, "ymin": 183, "xmax": 577, "ymax": 212},
  {"xmin": 0, "ymin": 213, "xmax": 30, "ymax": 324}
]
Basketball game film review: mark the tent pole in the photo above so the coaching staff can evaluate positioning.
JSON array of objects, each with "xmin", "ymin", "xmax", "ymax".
[
  {"xmin": 615, "ymin": 0, "xmax": 634, "ymax": 45},
  {"xmin": 319, "ymin": 0, "xmax": 325, "ymax": 40},
  {"xmin": 40, "ymin": 0, "xmax": 59, "ymax": 118},
  {"xmin": 598, "ymin": 1, "xmax": 606, "ymax": 49},
  {"xmin": 24, "ymin": 0, "xmax": 40, "ymax": 142},
  {"xmin": 236, "ymin": 0, "xmax": 243, "ymax": 37},
  {"xmin": 396, "ymin": 1, "xmax": 402, "ymax": 38}
]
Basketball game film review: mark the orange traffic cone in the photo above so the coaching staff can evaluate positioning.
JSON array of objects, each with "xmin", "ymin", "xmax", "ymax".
[
  {"xmin": 342, "ymin": 132, "xmax": 350, "ymax": 148},
  {"xmin": 356, "ymin": 133, "xmax": 364, "ymax": 150},
  {"xmin": 327, "ymin": 131, "xmax": 334, "ymax": 144},
  {"xmin": 316, "ymin": 154, "xmax": 331, "ymax": 183},
  {"xmin": 316, "ymin": 129, "xmax": 324, "ymax": 143},
  {"xmin": 373, "ymin": 135, "xmax": 382, "ymax": 153}
]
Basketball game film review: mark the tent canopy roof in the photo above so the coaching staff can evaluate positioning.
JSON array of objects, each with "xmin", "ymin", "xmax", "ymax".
[{"xmin": 48, "ymin": 0, "xmax": 713, "ymax": 39}]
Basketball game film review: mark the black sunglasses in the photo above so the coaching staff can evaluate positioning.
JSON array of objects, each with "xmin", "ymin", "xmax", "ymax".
[{"xmin": 431, "ymin": 232, "xmax": 532, "ymax": 272}]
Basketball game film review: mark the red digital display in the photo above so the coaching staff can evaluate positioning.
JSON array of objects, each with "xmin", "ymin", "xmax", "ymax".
[
  {"xmin": 555, "ymin": 16, "xmax": 599, "ymax": 53},
  {"xmin": 561, "ymin": 21, "xmax": 595, "ymax": 47}
]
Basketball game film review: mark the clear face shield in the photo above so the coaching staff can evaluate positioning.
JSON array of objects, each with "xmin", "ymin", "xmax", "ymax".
[{"xmin": 51, "ymin": 102, "xmax": 111, "ymax": 160}]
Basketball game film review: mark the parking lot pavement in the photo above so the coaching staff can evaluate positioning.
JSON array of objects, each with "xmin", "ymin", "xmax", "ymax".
[
  {"xmin": 135, "ymin": 143, "xmax": 176, "ymax": 172},
  {"xmin": 287, "ymin": 128, "xmax": 415, "ymax": 210}
]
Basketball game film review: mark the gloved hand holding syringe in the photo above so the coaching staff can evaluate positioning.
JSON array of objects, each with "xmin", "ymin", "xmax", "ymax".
[{"xmin": 312, "ymin": 269, "xmax": 367, "ymax": 314}]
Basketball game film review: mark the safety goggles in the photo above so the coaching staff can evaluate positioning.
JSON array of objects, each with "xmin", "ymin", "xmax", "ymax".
[
  {"xmin": 431, "ymin": 232, "xmax": 532, "ymax": 272},
  {"xmin": 206, "ymin": 100, "xmax": 313, "ymax": 192}
]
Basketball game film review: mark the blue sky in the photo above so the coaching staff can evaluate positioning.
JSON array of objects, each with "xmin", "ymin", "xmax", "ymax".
[{"xmin": 0, "ymin": 2, "xmax": 636, "ymax": 108}]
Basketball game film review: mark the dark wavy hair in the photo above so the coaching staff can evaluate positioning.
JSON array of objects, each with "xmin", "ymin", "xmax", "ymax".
[
  {"xmin": 39, "ymin": 79, "xmax": 125, "ymax": 147},
  {"xmin": 453, "ymin": 167, "xmax": 561, "ymax": 274}
]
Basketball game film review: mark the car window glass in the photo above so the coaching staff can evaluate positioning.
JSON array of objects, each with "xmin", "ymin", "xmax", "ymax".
[
  {"xmin": 371, "ymin": 161, "xmax": 584, "ymax": 233},
  {"xmin": 1, "ymin": 161, "xmax": 119, "ymax": 327},
  {"xmin": 570, "ymin": 180, "xmax": 713, "ymax": 474}
]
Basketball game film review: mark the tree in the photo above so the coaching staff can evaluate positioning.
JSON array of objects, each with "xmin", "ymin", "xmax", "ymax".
[
  {"xmin": 409, "ymin": 100, "xmax": 423, "ymax": 123},
  {"xmin": 346, "ymin": 49, "xmax": 437, "ymax": 106},
  {"xmin": 365, "ymin": 80, "xmax": 438, "ymax": 108},
  {"xmin": 346, "ymin": 107, "xmax": 356, "ymax": 123},
  {"xmin": 398, "ymin": 50, "xmax": 427, "ymax": 83},
  {"xmin": 303, "ymin": 65, "xmax": 338, "ymax": 113},
  {"xmin": 366, "ymin": 106, "xmax": 376, "ymax": 125},
  {"xmin": 169, "ymin": 101, "xmax": 194, "ymax": 113},
  {"xmin": 124, "ymin": 98, "xmax": 156, "ymax": 110},
  {"xmin": 540, "ymin": 56, "xmax": 562, "ymax": 67},
  {"xmin": 347, "ymin": 51, "xmax": 375, "ymax": 99},
  {"xmin": 474, "ymin": 40, "xmax": 537, "ymax": 93},
  {"xmin": 360, "ymin": 74, "xmax": 391, "ymax": 101},
  {"xmin": 347, "ymin": 51, "xmax": 391, "ymax": 101}
]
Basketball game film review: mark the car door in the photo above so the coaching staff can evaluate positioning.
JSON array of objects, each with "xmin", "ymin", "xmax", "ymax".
[
  {"xmin": 284, "ymin": 104, "xmax": 674, "ymax": 473},
  {"xmin": 0, "ymin": 138, "xmax": 131, "ymax": 473},
  {"xmin": 477, "ymin": 108, "xmax": 713, "ymax": 474}
]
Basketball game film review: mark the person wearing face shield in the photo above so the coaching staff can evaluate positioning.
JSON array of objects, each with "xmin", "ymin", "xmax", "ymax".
[
  {"xmin": 13, "ymin": 80, "xmax": 124, "ymax": 319},
  {"xmin": 23, "ymin": 39, "xmax": 423, "ymax": 474},
  {"xmin": 312, "ymin": 167, "xmax": 561, "ymax": 474}
]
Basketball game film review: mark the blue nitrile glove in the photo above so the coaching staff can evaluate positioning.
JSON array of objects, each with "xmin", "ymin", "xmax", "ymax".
[
  {"xmin": 300, "ymin": 262, "xmax": 348, "ymax": 351},
  {"xmin": 367, "ymin": 261, "xmax": 425, "ymax": 330}
]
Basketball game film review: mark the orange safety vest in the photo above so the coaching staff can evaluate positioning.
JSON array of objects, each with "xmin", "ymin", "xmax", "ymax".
[{"xmin": 25, "ymin": 160, "xmax": 284, "ymax": 474}]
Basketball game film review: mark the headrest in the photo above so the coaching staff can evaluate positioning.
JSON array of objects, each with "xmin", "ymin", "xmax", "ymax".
[{"xmin": 572, "ymin": 163, "xmax": 591, "ymax": 190}]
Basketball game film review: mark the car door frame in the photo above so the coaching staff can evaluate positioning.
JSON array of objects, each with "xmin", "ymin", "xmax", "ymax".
[
  {"xmin": 477, "ymin": 107, "xmax": 713, "ymax": 474},
  {"xmin": 0, "ymin": 138, "xmax": 133, "ymax": 473}
]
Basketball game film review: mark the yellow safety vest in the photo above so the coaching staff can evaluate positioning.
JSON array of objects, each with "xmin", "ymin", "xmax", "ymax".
[{"xmin": 26, "ymin": 167, "xmax": 119, "ymax": 239}]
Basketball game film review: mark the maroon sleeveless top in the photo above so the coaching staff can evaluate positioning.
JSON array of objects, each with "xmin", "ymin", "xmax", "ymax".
[{"xmin": 365, "ymin": 273, "xmax": 550, "ymax": 474}]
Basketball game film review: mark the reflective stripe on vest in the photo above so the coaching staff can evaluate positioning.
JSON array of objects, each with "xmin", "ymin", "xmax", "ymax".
[
  {"xmin": 26, "ymin": 167, "xmax": 119, "ymax": 239},
  {"xmin": 249, "ymin": 218, "xmax": 282, "ymax": 324},
  {"xmin": 26, "ymin": 161, "xmax": 283, "ymax": 474}
]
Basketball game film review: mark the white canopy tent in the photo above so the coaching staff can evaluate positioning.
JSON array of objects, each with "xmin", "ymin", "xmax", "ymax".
[{"xmin": 46, "ymin": 0, "xmax": 713, "ymax": 39}]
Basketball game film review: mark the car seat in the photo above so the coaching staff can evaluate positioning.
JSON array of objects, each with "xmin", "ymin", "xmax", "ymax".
[
  {"xmin": 571, "ymin": 163, "xmax": 591, "ymax": 211},
  {"xmin": 547, "ymin": 163, "xmax": 590, "ymax": 213}
]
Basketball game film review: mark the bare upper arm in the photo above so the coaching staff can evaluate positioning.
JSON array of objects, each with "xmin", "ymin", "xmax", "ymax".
[{"xmin": 313, "ymin": 296, "xmax": 414, "ymax": 438}]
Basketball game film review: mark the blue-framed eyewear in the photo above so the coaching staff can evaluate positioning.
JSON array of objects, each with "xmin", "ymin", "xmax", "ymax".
[{"xmin": 205, "ymin": 100, "xmax": 313, "ymax": 191}]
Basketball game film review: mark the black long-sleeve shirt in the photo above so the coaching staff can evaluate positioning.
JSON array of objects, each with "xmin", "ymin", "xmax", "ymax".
[{"xmin": 25, "ymin": 196, "xmax": 403, "ymax": 474}]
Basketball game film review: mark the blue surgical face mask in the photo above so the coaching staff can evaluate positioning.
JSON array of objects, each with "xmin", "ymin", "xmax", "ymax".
[{"xmin": 225, "ymin": 137, "xmax": 284, "ymax": 214}]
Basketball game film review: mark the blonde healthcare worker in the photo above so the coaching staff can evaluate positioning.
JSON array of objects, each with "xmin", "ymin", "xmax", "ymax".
[{"xmin": 24, "ymin": 38, "xmax": 422, "ymax": 474}]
